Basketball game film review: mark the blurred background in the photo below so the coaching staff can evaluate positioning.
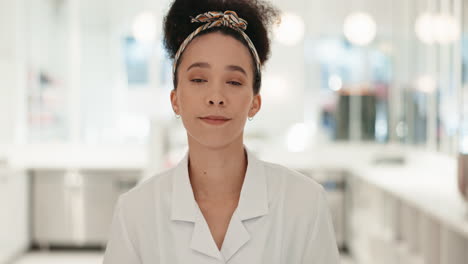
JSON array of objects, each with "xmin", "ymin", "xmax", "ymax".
[{"xmin": 1, "ymin": 0, "xmax": 468, "ymax": 263}]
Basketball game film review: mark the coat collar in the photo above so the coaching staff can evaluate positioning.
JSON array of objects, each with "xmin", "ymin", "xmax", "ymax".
[{"xmin": 170, "ymin": 145, "xmax": 269, "ymax": 261}]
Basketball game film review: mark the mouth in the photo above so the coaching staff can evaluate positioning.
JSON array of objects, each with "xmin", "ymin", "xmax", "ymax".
[{"xmin": 199, "ymin": 116, "xmax": 231, "ymax": 125}]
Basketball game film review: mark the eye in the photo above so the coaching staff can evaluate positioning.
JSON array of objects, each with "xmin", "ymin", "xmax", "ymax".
[
  {"xmin": 227, "ymin": 81, "xmax": 242, "ymax": 86},
  {"xmin": 191, "ymin": 79, "xmax": 207, "ymax": 83}
]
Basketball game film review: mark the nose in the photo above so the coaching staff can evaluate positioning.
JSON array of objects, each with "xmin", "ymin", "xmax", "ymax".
[
  {"xmin": 209, "ymin": 99, "xmax": 224, "ymax": 105},
  {"xmin": 206, "ymin": 82, "xmax": 226, "ymax": 106},
  {"xmin": 206, "ymin": 90, "xmax": 226, "ymax": 106}
]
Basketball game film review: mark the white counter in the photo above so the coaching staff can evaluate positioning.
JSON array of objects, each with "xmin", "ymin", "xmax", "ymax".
[
  {"xmin": 5, "ymin": 144, "xmax": 147, "ymax": 170},
  {"xmin": 261, "ymin": 143, "xmax": 468, "ymax": 239},
  {"xmin": 351, "ymin": 161, "xmax": 468, "ymax": 238}
]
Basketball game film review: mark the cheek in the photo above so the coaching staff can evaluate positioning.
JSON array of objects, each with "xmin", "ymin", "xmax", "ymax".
[
  {"xmin": 177, "ymin": 89, "xmax": 199, "ymax": 111},
  {"xmin": 237, "ymin": 95, "xmax": 253, "ymax": 112}
]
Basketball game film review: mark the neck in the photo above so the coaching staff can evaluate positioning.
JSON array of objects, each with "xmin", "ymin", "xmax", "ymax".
[{"xmin": 187, "ymin": 137, "xmax": 247, "ymax": 202}]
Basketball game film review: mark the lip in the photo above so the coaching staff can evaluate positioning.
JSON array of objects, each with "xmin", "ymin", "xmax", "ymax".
[{"xmin": 199, "ymin": 116, "xmax": 231, "ymax": 125}]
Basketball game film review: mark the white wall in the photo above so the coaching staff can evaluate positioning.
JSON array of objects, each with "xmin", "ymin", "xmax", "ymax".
[
  {"xmin": 0, "ymin": 0, "xmax": 22, "ymax": 148},
  {"xmin": 0, "ymin": 0, "xmax": 30, "ymax": 262}
]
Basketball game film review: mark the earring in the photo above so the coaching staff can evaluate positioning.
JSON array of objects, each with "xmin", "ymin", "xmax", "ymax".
[
  {"xmin": 248, "ymin": 116, "xmax": 254, "ymax": 121},
  {"xmin": 175, "ymin": 114, "xmax": 181, "ymax": 119}
]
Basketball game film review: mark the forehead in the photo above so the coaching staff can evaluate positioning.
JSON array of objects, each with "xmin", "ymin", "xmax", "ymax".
[{"xmin": 179, "ymin": 32, "xmax": 254, "ymax": 74}]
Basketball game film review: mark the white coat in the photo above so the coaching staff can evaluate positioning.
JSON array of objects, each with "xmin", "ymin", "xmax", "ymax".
[{"xmin": 103, "ymin": 146, "xmax": 340, "ymax": 263}]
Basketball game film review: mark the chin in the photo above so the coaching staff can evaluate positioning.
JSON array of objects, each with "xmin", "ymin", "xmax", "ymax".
[{"xmin": 189, "ymin": 132, "xmax": 243, "ymax": 150}]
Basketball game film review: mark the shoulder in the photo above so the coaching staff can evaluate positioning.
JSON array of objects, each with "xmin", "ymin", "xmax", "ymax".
[
  {"xmin": 117, "ymin": 167, "xmax": 175, "ymax": 213},
  {"xmin": 262, "ymin": 159, "xmax": 325, "ymax": 197},
  {"xmin": 261, "ymin": 159, "xmax": 327, "ymax": 214},
  {"xmin": 107, "ymin": 168, "xmax": 176, "ymax": 252}
]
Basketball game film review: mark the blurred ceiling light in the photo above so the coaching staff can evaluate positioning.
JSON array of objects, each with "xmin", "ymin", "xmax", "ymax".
[
  {"xmin": 414, "ymin": 74, "xmax": 437, "ymax": 93},
  {"xmin": 415, "ymin": 12, "xmax": 460, "ymax": 45},
  {"xmin": 286, "ymin": 123, "xmax": 309, "ymax": 152},
  {"xmin": 132, "ymin": 11, "xmax": 157, "ymax": 43},
  {"xmin": 415, "ymin": 13, "xmax": 436, "ymax": 44},
  {"xmin": 328, "ymin": 74, "xmax": 343, "ymax": 91},
  {"xmin": 434, "ymin": 14, "xmax": 460, "ymax": 44},
  {"xmin": 274, "ymin": 12, "xmax": 305, "ymax": 46},
  {"xmin": 343, "ymin": 12, "xmax": 377, "ymax": 46}
]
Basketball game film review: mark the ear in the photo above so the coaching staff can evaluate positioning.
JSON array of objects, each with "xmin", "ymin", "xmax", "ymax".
[
  {"xmin": 170, "ymin": 90, "xmax": 180, "ymax": 115},
  {"xmin": 248, "ymin": 94, "xmax": 261, "ymax": 118}
]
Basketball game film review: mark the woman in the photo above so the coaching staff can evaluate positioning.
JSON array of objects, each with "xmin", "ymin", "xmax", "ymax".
[{"xmin": 103, "ymin": 0, "xmax": 340, "ymax": 263}]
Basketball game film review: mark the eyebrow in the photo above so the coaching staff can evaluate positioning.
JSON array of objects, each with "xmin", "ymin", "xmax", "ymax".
[{"xmin": 186, "ymin": 62, "xmax": 247, "ymax": 77}]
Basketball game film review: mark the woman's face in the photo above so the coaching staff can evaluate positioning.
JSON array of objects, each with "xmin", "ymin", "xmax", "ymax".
[{"xmin": 170, "ymin": 32, "xmax": 261, "ymax": 149}]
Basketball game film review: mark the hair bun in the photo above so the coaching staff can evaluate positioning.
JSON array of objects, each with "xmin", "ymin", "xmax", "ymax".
[{"xmin": 163, "ymin": 0, "xmax": 280, "ymax": 65}]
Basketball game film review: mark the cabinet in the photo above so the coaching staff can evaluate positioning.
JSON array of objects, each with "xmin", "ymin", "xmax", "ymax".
[
  {"xmin": 32, "ymin": 169, "xmax": 140, "ymax": 247},
  {"xmin": 0, "ymin": 168, "xmax": 29, "ymax": 264},
  {"xmin": 347, "ymin": 173, "xmax": 468, "ymax": 264}
]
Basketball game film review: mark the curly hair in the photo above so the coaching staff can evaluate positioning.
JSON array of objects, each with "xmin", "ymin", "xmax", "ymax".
[{"xmin": 163, "ymin": 0, "xmax": 280, "ymax": 95}]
